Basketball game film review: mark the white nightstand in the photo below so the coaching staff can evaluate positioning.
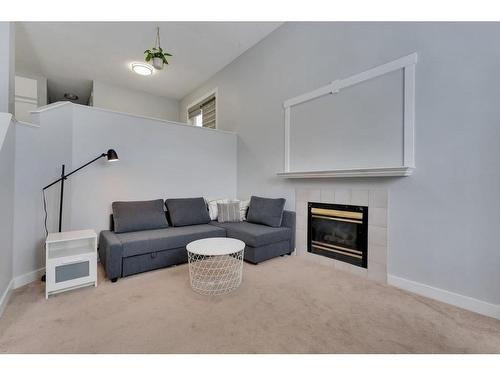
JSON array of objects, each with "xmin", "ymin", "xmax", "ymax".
[{"xmin": 45, "ymin": 229, "xmax": 97, "ymax": 299}]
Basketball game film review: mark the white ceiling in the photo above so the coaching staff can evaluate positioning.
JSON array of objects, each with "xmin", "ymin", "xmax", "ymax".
[{"xmin": 15, "ymin": 22, "xmax": 282, "ymax": 104}]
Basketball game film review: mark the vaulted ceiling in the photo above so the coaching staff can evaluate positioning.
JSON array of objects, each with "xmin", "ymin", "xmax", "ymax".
[{"xmin": 15, "ymin": 22, "xmax": 282, "ymax": 104}]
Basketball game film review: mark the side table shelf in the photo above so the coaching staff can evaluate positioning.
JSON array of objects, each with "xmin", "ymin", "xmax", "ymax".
[{"xmin": 45, "ymin": 229, "xmax": 97, "ymax": 299}]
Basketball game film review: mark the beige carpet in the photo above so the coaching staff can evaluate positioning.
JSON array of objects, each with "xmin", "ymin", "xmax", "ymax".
[{"xmin": 1, "ymin": 256, "xmax": 500, "ymax": 353}]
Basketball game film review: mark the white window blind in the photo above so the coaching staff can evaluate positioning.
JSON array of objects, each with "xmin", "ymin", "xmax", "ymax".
[{"xmin": 187, "ymin": 94, "xmax": 216, "ymax": 129}]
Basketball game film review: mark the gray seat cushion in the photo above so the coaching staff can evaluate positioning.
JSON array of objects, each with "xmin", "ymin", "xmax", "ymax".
[
  {"xmin": 112, "ymin": 199, "xmax": 169, "ymax": 233},
  {"xmin": 246, "ymin": 196, "xmax": 286, "ymax": 228},
  {"xmin": 210, "ymin": 221, "xmax": 291, "ymax": 248},
  {"xmin": 165, "ymin": 197, "xmax": 211, "ymax": 227},
  {"xmin": 116, "ymin": 224, "xmax": 226, "ymax": 257}
]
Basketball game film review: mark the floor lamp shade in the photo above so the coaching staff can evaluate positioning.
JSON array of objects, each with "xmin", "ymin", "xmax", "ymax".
[{"xmin": 106, "ymin": 149, "xmax": 119, "ymax": 162}]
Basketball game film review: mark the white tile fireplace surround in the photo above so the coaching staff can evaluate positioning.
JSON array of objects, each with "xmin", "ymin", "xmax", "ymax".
[{"xmin": 295, "ymin": 188, "xmax": 388, "ymax": 283}]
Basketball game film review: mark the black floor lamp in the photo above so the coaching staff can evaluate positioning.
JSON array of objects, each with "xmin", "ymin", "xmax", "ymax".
[
  {"xmin": 40, "ymin": 149, "xmax": 119, "ymax": 282},
  {"xmin": 42, "ymin": 149, "xmax": 119, "ymax": 234}
]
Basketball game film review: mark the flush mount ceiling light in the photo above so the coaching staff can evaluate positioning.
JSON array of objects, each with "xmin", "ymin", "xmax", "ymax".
[{"xmin": 131, "ymin": 62, "xmax": 153, "ymax": 76}]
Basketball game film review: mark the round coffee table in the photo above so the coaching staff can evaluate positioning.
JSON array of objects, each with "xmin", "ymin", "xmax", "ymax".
[{"xmin": 186, "ymin": 237, "xmax": 245, "ymax": 296}]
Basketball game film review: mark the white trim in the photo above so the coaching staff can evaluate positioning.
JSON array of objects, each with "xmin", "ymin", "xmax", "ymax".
[
  {"xmin": 29, "ymin": 101, "xmax": 70, "ymax": 113},
  {"xmin": 403, "ymin": 64, "xmax": 416, "ymax": 167},
  {"xmin": 15, "ymin": 120, "xmax": 40, "ymax": 128},
  {"xmin": 12, "ymin": 267, "xmax": 45, "ymax": 289},
  {"xmin": 0, "ymin": 279, "xmax": 14, "ymax": 318},
  {"xmin": 281, "ymin": 53, "xmax": 418, "ymax": 175},
  {"xmin": 185, "ymin": 87, "xmax": 218, "ymax": 130},
  {"xmin": 277, "ymin": 166, "xmax": 413, "ymax": 178},
  {"xmin": 283, "ymin": 53, "xmax": 417, "ymax": 108},
  {"xmin": 284, "ymin": 82, "xmax": 335, "ymax": 109},
  {"xmin": 14, "ymin": 95, "xmax": 38, "ymax": 105},
  {"xmin": 388, "ymin": 274, "xmax": 500, "ymax": 320},
  {"xmin": 29, "ymin": 101, "xmax": 234, "ymax": 135},
  {"xmin": 284, "ymin": 107, "xmax": 290, "ymax": 171}
]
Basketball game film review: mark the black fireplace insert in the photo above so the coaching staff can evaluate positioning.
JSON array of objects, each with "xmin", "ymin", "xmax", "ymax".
[{"xmin": 307, "ymin": 202, "xmax": 368, "ymax": 268}]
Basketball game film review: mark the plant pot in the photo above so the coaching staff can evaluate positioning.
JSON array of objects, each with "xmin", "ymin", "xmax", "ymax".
[{"xmin": 152, "ymin": 57, "xmax": 164, "ymax": 70}]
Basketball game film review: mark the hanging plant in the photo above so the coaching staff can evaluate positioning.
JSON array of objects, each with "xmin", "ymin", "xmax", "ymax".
[{"xmin": 144, "ymin": 27, "xmax": 172, "ymax": 70}]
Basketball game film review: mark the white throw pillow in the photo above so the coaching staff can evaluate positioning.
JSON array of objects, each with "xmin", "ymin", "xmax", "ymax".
[
  {"xmin": 205, "ymin": 198, "xmax": 229, "ymax": 220},
  {"xmin": 239, "ymin": 199, "xmax": 250, "ymax": 221}
]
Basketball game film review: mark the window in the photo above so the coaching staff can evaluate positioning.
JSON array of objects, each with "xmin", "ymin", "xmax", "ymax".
[
  {"xmin": 190, "ymin": 112, "xmax": 203, "ymax": 127},
  {"xmin": 187, "ymin": 92, "xmax": 216, "ymax": 129}
]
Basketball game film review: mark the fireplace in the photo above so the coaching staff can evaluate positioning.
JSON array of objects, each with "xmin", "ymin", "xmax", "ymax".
[{"xmin": 308, "ymin": 202, "xmax": 368, "ymax": 268}]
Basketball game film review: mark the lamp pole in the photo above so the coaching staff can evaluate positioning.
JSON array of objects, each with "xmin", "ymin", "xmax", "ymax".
[{"xmin": 58, "ymin": 164, "xmax": 65, "ymax": 232}]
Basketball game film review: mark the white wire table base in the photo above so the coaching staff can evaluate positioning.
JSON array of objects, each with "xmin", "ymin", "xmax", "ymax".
[{"xmin": 187, "ymin": 250, "xmax": 244, "ymax": 296}]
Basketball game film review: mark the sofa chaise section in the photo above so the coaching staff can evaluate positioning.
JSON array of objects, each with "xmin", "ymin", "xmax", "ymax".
[{"xmin": 210, "ymin": 210, "xmax": 296, "ymax": 264}]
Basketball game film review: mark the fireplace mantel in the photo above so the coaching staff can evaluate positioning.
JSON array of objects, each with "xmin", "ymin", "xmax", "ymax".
[{"xmin": 277, "ymin": 166, "xmax": 413, "ymax": 178}]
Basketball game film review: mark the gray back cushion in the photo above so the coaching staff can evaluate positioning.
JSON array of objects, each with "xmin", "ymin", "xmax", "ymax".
[
  {"xmin": 246, "ymin": 196, "xmax": 286, "ymax": 227},
  {"xmin": 112, "ymin": 199, "xmax": 168, "ymax": 233},
  {"xmin": 165, "ymin": 197, "xmax": 211, "ymax": 227}
]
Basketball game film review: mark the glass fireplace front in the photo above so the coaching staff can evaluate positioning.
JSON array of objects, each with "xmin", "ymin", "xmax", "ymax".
[{"xmin": 308, "ymin": 202, "xmax": 368, "ymax": 268}]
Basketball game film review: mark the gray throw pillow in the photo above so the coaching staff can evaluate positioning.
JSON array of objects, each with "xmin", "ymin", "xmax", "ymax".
[
  {"xmin": 217, "ymin": 202, "xmax": 242, "ymax": 223},
  {"xmin": 165, "ymin": 197, "xmax": 211, "ymax": 227},
  {"xmin": 112, "ymin": 199, "xmax": 168, "ymax": 233},
  {"xmin": 246, "ymin": 196, "xmax": 286, "ymax": 227}
]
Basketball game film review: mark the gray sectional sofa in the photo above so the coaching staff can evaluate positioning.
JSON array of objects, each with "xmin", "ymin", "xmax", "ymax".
[{"xmin": 98, "ymin": 197, "xmax": 296, "ymax": 282}]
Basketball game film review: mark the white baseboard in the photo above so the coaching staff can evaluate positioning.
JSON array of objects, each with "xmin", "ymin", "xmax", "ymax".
[
  {"xmin": 0, "ymin": 268, "xmax": 45, "ymax": 318},
  {"xmin": 0, "ymin": 279, "xmax": 14, "ymax": 318},
  {"xmin": 12, "ymin": 267, "xmax": 45, "ymax": 289},
  {"xmin": 388, "ymin": 274, "xmax": 500, "ymax": 320}
]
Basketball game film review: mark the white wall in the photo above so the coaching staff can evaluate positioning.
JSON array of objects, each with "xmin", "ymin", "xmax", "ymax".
[
  {"xmin": 92, "ymin": 80, "xmax": 180, "ymax": 122},
  {"xmin": 69, "ymin": 104, "xmax": 237, "ymax": 233},
  {"xmin": 12, "ymin": 103, "xmax": 237, "ymax": 278},
  {"xmin": 180, "ymin": 22, "xmax": 500, "ymax": 307},
  {"xmin": 12, "ymin": 104, "xmax": 73, "ymax": 278},
  {"xmin": 290, "ymin": 69, "xmax": 404, "ymax": 171},
  {"xmin": 0, "ymin": 21, "xmax": 16, "ymax": 315},
  {"xmin": 14, "ymin": 71, "xmax": 48, "ymax": 107},
  {"xmin": 14, "ymin": 75, "xmax": 48, "ymax": 123},
  {"xmin": 0, "ymin": 113, "xmax": 15, "ymax": 314},
  {"xmin": 0, "ymin": 22, "xmax": 15, "ymax": 114}
]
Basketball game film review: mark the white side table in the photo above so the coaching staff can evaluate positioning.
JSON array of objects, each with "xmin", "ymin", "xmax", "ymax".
[
  {"xmin": 186, "ymin": 237, "xmax": 245, "ymax": 296},
  {"xmin": 45, "ymin": 229, "xmax": 97, "ymax": 299}
]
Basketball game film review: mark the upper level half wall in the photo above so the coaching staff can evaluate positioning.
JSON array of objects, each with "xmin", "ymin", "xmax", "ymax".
[
  {"xmin": 12, "ymin": 103, "xmax": 237, "ymax": 277},
  {"xmin": 69, "ymin": 105, "xmax": 237, "ymax": 231}
]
